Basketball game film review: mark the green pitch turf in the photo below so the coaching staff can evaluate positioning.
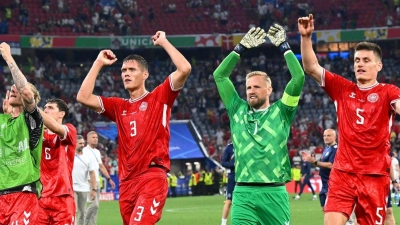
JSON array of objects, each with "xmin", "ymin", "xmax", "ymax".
[{"xmin": 97, "ymin": 194, "xmax": 400, "ymax": 225}]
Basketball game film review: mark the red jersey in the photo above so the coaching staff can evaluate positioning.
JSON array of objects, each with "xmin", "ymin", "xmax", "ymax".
[
  {"xmin": 322, "ymin": 70, "xmax": 400, "ymax": 174},
  {"xmin": 99, "ymin": 77, "xmax": 180, "ymax": 182},
  {"xmin": 40, "ymin": 123, "xmax": 76, "ymax": 197}
]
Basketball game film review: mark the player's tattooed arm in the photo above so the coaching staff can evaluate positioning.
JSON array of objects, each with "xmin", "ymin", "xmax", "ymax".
[{"xmin": 0, "ymin": 42, "xmax": 36, "ymax": 112}]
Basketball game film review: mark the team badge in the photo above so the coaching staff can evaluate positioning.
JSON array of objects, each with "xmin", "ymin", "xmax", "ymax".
[
  {"xmin": 367, "ymin": 93, "xmax": 379, "ymax": 103},
  {"xmin": 139, "ymin": 102, "xmax": 148, "ymax": 111}
]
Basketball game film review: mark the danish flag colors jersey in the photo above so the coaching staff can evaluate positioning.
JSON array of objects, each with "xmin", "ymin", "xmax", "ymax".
[
  {"xmin": 321, "ymin": 70, "xmax": 400, "ymax": 174},
  {"xmin": 40, "ymin": 124, "xmax": 77, "ymax": 197},
  {"xmin": 98, "ymin": 76, "xmax": 180, "ymax": 181}
]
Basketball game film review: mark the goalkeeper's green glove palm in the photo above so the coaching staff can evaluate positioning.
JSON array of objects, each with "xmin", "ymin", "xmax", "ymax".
[
  {"xmin": 234, "ymin": 27, "xmax": 266, "ymax": 55},
  {"xmin": 267, "ymin": 24, "xmax": 291, "ymax": 53}
]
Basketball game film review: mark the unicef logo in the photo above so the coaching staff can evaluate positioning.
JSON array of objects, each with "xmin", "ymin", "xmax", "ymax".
[{"xmin": 367, "ymin": 93, "xmax": 379, "ymax": 103}]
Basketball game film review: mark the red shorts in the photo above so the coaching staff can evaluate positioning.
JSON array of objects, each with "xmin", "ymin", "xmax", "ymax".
[
  {"xmin": 0, "ymin": 192, "xmax": 39, "ymax": 225},
  {"xmin": 325, "ymin": 168, "xmax": 390, "ymax": 225},
  {"xmin": 119, "ymin": 168, "xmax": 168, "ymax": 225},
  {"xmin": 37, "ymin": 195, "xmax": 76, "ymax": 225}
]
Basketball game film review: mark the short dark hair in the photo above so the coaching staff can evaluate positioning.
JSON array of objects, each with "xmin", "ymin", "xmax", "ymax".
[
  {"xmin": 123, "ymin": 54, "xmax": 148, "ymax": 71},
  {"xmin": 77, "ymin": 135, "xmax": 84, "ymax": 140},
  {"xmin": 46, "ymin": 98, "xmax": 69, "ymax": 120},
  {"xmin": 354, "ymin": 42, "xmax": 382, "ymax": 61}
]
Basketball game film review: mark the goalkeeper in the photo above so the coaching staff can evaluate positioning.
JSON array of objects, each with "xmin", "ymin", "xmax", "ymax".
[{"xmin": 213, "ymin": 24, "xmax": 304, "ymax": 225}]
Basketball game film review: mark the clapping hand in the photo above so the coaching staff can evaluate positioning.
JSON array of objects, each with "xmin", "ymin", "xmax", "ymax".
[
  {"xmin": 267, "ymin": 24, "xmax": 287, "ymax": 47},
  {"xmin": 239, "ymin": 27, "xmax": 266, "ymax": 49}
]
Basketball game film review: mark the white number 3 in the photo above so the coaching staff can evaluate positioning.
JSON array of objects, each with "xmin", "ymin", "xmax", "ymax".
[
  {"xmin": 130, "ymin": 121, "xmax": 137, "ymax": 137},
  {"xmin": 356, "ymin": 108, "xmax": 364, "ymax": 125}
]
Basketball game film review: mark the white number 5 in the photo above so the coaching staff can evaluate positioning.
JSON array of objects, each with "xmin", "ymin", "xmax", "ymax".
[
  {"xmin": 375, "ymin": 207, "xmax": 383, "ymax": 224},
  {"xmin": 130, "ymin": 121, "xmax": 137, "ymax": 137},
  {"xmin": 356, "ymin": 108, "xmax": 364, "ymax": 125}
]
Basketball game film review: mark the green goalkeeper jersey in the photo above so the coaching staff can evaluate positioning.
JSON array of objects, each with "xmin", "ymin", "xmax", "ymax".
[
  {"xmin": 214, "ymin": 51, "xmax": 304, "ymax": 183},
  {"xmin": 0, "ymin": 110, "xmax": 43, "ymax": 193}
]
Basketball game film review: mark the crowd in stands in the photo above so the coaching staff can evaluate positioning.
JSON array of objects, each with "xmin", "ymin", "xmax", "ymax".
[
  {"xmin": 0, "ymin": 0, "xmax": 400, "ymax": 35},
  {"xmin": 2, "ymin": 0, "xmax": 400, "ymax": 176},
  {"xmin": 2, "ymin": 45, "xmax": 400, "ymax": 173}
]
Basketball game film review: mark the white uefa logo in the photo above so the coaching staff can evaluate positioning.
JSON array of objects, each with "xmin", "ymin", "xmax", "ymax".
[{"xmin": 367, "ymin": 93, "xmax": 379, "ymax": 103}]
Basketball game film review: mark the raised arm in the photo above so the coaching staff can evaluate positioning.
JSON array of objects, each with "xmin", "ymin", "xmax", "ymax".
[
  {"xmin": 38, "ymin": 108, "xmax": 66, "ymax": 137},
  {"xmin": 76, "ymin": 50, "xmax": 117, "ymax": 112},
  {"xmin": 152, "ymin": 31, "xmax": 191, "ymax": 90},
  {"xmin": 214, "ymin": 27, "xmax": 266, "ymax": 108},
  {"xmin": 213, "ymin": 52, "xmax": 241, "ymax": 107},
  {"xmin": 267, "ymin": 24, "xmax": 304, "ymax": 106},
  {"xmin": 0, "ymin": 42, "xmax": 36, "ymax": 112},
  {"xmin": 298, "ymin": 14, "xmax": 324, "ymax": 84}
]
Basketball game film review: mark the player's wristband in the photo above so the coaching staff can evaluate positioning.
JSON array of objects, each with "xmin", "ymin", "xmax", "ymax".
[
  {"xmin": 393, "ymin": 180, "xmax": 398, "ymax": 184},
  {"xmin": 314, "ymin": 161, "xmax": 318, "ymax": 166},
  {"xmin": 107, "ymin": 177, "xmax": 111, "ymax": 181},
  {"xmin": 278, "ymin": 41, "xmax": 291, "ymax": 54},
  {"xmin": 233, "ymin": 43, "xmax": 248, "ymax": 56}
]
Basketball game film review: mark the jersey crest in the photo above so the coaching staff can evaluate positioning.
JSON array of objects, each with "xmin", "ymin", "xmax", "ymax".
[
  {"xmin": 139, "ymin": 102, "xmax": 148, "ymax": 111},
  {"xmin": 367, "ymin": 93, "xmax": 379, "ymax": 103}
]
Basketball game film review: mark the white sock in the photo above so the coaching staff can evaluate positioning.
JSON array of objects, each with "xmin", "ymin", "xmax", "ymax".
[{"xmin": 221, "ymin": 218, "xmax": 227, "ymax": 225}]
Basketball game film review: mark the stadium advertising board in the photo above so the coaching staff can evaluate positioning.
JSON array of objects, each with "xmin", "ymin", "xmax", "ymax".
[{"xmin": 94, "ymin": 121, "xmax": 205, "ymax": 160}]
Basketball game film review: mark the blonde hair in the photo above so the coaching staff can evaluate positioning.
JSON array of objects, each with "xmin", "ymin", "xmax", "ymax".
[
  {"xmin": 28, "ymin": 82, "xmax": 41, "ymax": 104},
  {"xmin": 245, "ymin": 71, "xmax": 272, "ymax": 86}
]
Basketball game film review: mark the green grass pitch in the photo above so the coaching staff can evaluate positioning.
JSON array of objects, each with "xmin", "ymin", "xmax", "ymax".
[{"xmin": 97, "ymin": 194, "xmax": 400, "ymax": 225}]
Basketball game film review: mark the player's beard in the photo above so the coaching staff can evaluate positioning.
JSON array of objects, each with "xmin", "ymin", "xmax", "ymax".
[{"xmin": 247, "ymin": 96, "xmax": 266, "ymax": 110}]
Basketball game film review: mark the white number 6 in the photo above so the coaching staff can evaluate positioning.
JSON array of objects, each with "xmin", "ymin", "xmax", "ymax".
[{"xmin": 45, "ymin": 147, "xmax": 51, "ymax": 160}]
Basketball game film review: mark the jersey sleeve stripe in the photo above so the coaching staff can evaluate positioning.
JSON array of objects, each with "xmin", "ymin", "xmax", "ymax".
[
  {"xmin": 169, "ymin": 74, "xmax": 183, "ymax": 92},
  {"xmin": 320, "ymin": 69, "xmax": 326, "ymax": 87},
  {"xmin": 162, "ymin": 104, "xmax": 167, "ymax": 127},
  {"xmin": 390, "ymin": 98, "xmax": 400, "ymax": 111},
  {"xmin": 59, "ymin": 125, "xmax": 69, "ymax": 141},
  {"xmin": 97, "ymin": 96, "xmax": 105, "ymax": 114}
]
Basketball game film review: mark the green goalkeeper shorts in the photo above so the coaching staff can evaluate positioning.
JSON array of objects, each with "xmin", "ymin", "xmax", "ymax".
[{"xmin": 231, "ymin": 185, "xmax": 290, "ymax": 225}]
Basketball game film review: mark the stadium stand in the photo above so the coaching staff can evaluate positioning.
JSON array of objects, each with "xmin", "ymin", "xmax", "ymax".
[{"xmin": 2, "ymin": 0, "xmax": 400, "ymax": 169}]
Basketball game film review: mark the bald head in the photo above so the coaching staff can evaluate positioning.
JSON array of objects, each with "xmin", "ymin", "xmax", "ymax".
[{"xmin": 323, "ymin": 129, "xmax": 336, "ymax": 146}]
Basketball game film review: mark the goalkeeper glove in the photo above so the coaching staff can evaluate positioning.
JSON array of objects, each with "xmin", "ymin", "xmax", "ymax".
[
  {"xmin": 267, "ymin": 24, "xmax": 291, "ymax": 53},
  {"xmin": 233, "ymin": 27, "xmax": 266, "ymax": 56}
]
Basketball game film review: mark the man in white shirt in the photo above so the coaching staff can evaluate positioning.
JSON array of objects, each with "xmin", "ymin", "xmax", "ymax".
[
  {"xmin": 73, "ymin": 135, "xmax": 97, "ymax": 225},
  {"xmin": 83, "ymin": 131, "xmax": 116, "ymax": 225}
]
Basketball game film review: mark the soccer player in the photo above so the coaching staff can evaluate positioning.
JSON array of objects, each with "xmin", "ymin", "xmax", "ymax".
[
  {"xmin": 36, "ymin": 98, "xmax": 77, "ymax": 224},
  {"xmin": 213, "ymin": 25, "xmax": 304, "ymax": 225},
  {"xmin": 220, "ymin": 142, "xmax": 235, "ymax": 225},
  {"xmin": 84, "ymin": 131, "xmax": 115, "ymax": 225},
  {"xmin": 301, "ymin": 129, "xmax": 338, "ymax": 210},
  {"xmin": 0, "ymin": 42, "xmax": 44, "ymax": 224},
  {"xmin": 76, "ymin": 31, "xmax": 191, "ymax": 225},
  {"xmin": 294, "ymin": 157, "xmax": 317, "ymax": 200},
  {"xmin": 299, "ymin": 14, "xmax": 400, "ymax": 225},
  {"xmin": 73, "ymin": 135, "xmax": 97, "ymax": 225}
]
